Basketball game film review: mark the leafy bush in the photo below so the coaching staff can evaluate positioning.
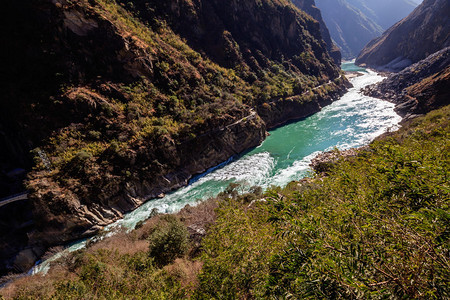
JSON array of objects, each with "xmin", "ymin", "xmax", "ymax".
[{"xmin": 148, "ymin": 215, "xmax": 189, "ymax": 267}]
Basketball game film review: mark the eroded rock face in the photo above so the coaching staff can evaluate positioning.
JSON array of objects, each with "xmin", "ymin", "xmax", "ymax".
[
  {"xmin": 316, "ymin": 0, "xmax": 383, "ymax": 59},
  {"xmin": 257, "ymin": 81, "xmax": 349, "ymax": 129},
  {"xmin": 356, "ymin": 0, "xmax": 450, "ymax": 71},
  {"xmin": 121, "ymin": 0, "xmax": 340, "ymax": 77},
  {"xmin": 63, "ymin": 10, "xmax": 98, "ymax": 36},
  {"xmin": 12, "ymin": 247, "xmax": 45, "ymax": 273},
  {"xmin": 362, "ymin": 47, "xmax": 450, "ymax": 119}
]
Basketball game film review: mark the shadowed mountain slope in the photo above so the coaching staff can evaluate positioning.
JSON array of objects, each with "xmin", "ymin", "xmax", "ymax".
[{"xmin": 291, "ymin": 0, "xmax": 342, "ymax": 64}]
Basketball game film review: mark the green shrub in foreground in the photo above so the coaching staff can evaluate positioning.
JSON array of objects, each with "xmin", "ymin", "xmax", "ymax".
[{"xmin": 148, "ymin": 215, "xmax": 190, "ymax": 267}]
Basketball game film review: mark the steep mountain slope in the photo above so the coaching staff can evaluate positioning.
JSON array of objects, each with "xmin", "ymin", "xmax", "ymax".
[
  {"xmin": 316, "ymin": 0, "xmax": 418, "ymax": 59},
  {"xmin": 356, "ymin": 0, "xmax": 450, "ymax": 70},
  {"xmin": 0, "ymin": 0, "xmax": 347, "ymax": 274},
  {"xmin": 291, "ymin": 0, "xmax": 342, "ymax": 64}
]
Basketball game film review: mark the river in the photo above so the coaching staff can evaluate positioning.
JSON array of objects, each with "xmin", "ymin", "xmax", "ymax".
[{"xmin": 32, "ymin": 62, "xmax": 402, "ymax": 274}]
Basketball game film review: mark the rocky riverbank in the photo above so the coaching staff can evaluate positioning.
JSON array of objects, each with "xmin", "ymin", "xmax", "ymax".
[
  {"xmin": 310, "ymin": 146, "xmax": 369, "ymax": 173},
  {"xmin": 361, "ymin": 47, "xmax": 450, "ymax": 120}
]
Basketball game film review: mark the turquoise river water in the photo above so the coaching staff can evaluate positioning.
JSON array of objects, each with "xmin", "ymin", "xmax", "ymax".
[{"xmin": 33, "ymin": 62, "xmax": 402, "ymax": 273}]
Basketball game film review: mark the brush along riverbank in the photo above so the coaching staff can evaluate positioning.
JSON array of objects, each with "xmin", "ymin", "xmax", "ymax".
[{"xmin": 2, "ymin": 105, "xmax": 448, "ymax": 299}]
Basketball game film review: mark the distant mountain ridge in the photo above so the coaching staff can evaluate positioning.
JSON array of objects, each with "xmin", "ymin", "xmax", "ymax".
[
  {"xmin": 356, "ymin": 0, "xmax": 450, "ymax": 71},
  {"xmin": 346, "ymin": 0, "xmax": 418, "ymax": 30},
  {"xmin": 316, "ymin": 0, "xmax": 418, "ymax": 59}
]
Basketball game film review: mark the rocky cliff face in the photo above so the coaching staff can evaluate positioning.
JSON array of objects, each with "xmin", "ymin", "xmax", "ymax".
[
  {"xmin": 316, "ymin": 0, "xmax": 418, "ymax": 59},
  {"xmin": 124, "ymin": 0, "xmax": 340, "ymax": 77},
  {"xmin": 0, "ymin": 0, "xmax": 347, "ymax": 274},
  {"xmin": 356, "ymin": 0, "xmax": 450, "ymax": 71},
  {"xmin": 291, "ymin": 0, "xmax": 342, "ymax": 64},
  {"xmin": 362, "ymin": 47, "xmax": 450, "ymax": 119}
]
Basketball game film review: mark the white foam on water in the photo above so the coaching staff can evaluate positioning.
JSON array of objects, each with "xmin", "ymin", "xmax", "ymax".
[
  {"xmin": 197, "ymin": 152, "xmax": 274, "ymax": 184},
  {"xmin": 269, "ymin": 151, "xmax": 321, "ymax": 187},
  {"xmin": 319, "ymin": 69, "xmax": 401, "ymax": 151},
  {"xmin": 104, "ymin": 152, "xmax": 275, "ymax": 232},
  {"xmin": 31, "ymin": 240, "xmax": 87, "ymax": 275}
]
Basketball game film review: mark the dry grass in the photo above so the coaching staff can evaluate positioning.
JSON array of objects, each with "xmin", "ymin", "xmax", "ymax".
[
  {"xmin": 0, "ymin": 266, "xmax": 78, "ymax": 299},
  {"xmin": 87, "ymin": 233, "xmax": 149, "ymax": 256},
  {"xmin": 178, "ymin": 198, "xmax": 219, "ymax": 228},
  {"xmin": 164, "ymin": 258, "xmax": 203, "ymax": 289},
  {"xmin": 0, "ymin": 199, "xmax": 220, "ymax": 299}
]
